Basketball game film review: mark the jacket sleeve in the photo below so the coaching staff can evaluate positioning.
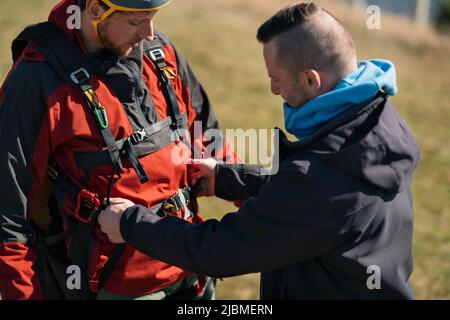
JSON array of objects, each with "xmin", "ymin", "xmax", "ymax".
[
  {"xmin": 214, "ymin": 164, "xmax": 271, "ymax": 201},
  {"xmin": 120, "ymin": 162, "xmax": 342, "ymax": 278},
  {"xmin": 0, "ymin": 59, "xmax": 55, "ymax": 300}
]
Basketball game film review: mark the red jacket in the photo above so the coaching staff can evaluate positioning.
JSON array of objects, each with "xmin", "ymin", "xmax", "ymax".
[{"xmin": 0, "ymin": 0, "xmax": 237, "ymax": 299}]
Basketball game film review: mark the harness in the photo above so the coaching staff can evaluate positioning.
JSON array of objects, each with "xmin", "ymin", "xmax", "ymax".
[{"xmin": 12, "ymin": 22, "xmax": 198, "ymax": 294}]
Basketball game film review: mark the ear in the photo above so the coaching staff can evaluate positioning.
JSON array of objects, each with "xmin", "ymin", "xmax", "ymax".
[
  {"xmin": 86, "ymin": 0, "xmax": 106, "ymax": 20},
  {"xmin": 298, "ymin": 69, "xmax": 322, "ymax": 97},
  {"xmin": 304, "ymin": 69, "xmax": 321, "ymax": 90}
]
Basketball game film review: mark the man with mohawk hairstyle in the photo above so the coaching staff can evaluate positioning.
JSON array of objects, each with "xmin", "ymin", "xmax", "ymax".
[{"xmin": 100, "ymin": 2, "xmax": 420, "ymax": 300}]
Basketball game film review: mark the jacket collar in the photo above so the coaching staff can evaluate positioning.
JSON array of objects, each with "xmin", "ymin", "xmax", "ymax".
[{"xmin": 279, "ymin": 92, "xmax": 387, "ymax": 159}]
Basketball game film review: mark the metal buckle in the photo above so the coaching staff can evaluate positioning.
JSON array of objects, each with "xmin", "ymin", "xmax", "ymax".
[
  {"xmin": 70, "ymin": 68, "xmax": 90, "ymax": 85},
  {"xmin": 130, "ymin": 128, "xmax": 149, "ymax": 145},
  {"xmin": 176, "ymin": 188, "xmax": 190, "ymax": 205},
  {"xmin": 148, "ymin": 49, "xmax": 165, "ymax": 62},
  {"xmin": 176, "ymin": 188, "xmax": 193, "ymax": 220},
  {"xmin": 161, "ymin": 188, "xmax": 193, "ymax": 220},
  {"xmin": 162, "ymin": 200, "xmax": 179, "ymax": 217}
]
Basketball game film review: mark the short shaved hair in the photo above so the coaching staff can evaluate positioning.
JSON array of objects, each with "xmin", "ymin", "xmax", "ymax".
[{"xmin": 257, "ymin": 2, "xmax": 357, "ymax": 76}]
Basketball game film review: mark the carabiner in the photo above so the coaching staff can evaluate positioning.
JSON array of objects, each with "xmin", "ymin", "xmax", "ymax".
[{"xmin": 94, "ymin": 106, "xmax": 109, "ymax": 129}]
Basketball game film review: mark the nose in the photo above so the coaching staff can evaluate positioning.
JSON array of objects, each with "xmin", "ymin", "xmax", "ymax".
[
  {"xmin": 271, "ymin": 81, "xmax": 280, "ymax": 96},
  {"xmin": 139, "ymin": 20, "xmax": 155, "ymax": 41}
]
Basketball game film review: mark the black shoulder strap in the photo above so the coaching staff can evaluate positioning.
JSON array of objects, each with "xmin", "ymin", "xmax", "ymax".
[
  {"xmin": 144, "ymin": 38, "xmax": 184, "ymax": 130},
  {"xmin": 12, "ymin": 23, "xmax": 50, "ymax": 62},
  {"xmin": 143, "ymin": 38, "xmax": 203, "ymax": 158},
  {"xmin": 12, "ymin": 22, "xmax": 88, "ymax": 84},
  {"xmin": 12, "ymin": 22, "xmax": 124, "ymax": 176}
]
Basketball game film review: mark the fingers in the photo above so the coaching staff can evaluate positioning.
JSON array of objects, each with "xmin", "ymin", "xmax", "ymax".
[
  {"xmin": 102, "ymin": 198, "xmax": 135, "ymax": 213},
  {"xmin": 185, "ymin": 158, "xmax": 206, "ymax": 165},
  {"xmin": 106, "ymin": 234, "xmax": 123, "ymax": 244},
  {"xmin": 191, "ymin": 171, "xmax": 206, "ymax": 185},
  {"xmin": 97, "ymin": 208, "xmax": 125, "ymax": 244},
  {"xmin": 192, "ymin": 178, "xmax": 215, "ymax": 198},
  {"xmin": 108, "ymin": 197, "xmax": 126, "ymax": 204},
  {"xmin": 186, "ymin": 158, "xmax": 217, "ymax": 167},
  {"xmin": 97, "ymin": 210, "xmax": 106, "ymax": 225},
  {"xmin": 97, "ymin": 210, "xmax": 112, "ymax": 236},
  {"xmin": 186, "ymin": 158, "xmax": 217, "ymax": 180},
  {"xmin": 103, "ymin": 198, "xmax": 122, "ymax": 206}
]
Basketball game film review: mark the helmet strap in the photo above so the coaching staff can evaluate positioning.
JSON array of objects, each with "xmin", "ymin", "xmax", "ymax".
[{"xmin": 91, "ymin": 7, "xmax": 115, "ymax": 43}]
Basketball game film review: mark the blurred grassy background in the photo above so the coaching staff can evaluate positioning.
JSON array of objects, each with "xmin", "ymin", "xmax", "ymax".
[{"xmin": 1, "ymin": 0, "xmax": 449, "ymax": 299}]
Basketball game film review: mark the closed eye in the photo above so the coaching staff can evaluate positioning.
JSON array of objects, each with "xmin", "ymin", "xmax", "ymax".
[{"xmin": 128, "ymin": 20, "xmax": 142, "ymax": 26}]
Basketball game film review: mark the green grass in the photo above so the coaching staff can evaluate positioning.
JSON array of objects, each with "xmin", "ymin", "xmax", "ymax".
[{"xmin": 1, "ymin": 0, "xmax": 449, "ymax": 300}]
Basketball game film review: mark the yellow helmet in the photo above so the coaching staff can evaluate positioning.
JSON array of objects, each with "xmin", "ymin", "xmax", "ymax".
[{"xmin": 92, "ymin": 0, "xmax": 171, "ymax": 41}]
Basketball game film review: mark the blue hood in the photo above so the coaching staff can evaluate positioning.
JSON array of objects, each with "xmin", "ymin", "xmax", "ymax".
[{"xmin": 284, "ymin": 59, "xmax": 398, "ymax": 141}]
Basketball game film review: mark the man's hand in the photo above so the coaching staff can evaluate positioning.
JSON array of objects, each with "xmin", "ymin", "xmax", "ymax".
[
  {"xmin": 98, "ymin": 198, "xmax": 135, "ymax": 244},
  {"xmin": 187, "ymin": 158, "xmax": 217, "ymax": 197}
]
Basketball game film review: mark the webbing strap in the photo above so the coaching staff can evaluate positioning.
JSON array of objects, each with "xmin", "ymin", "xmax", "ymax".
[
  {"xmin": 12, "ymin": 22, "xmax": 84, "ymax": 82},
  {"xmin": 145, "ymin": 40, "xmax": 184, "ymax": 129},
  {"xmin": 42, "ymin": 231, "xmax": 70, "ymax": 247},
  {"xmin": 80, "ymin": 86, "xmax": 123, "ymax": 174},
  {"xmin": 129, "ymin": 117, "xmax": 172, "ymax": 145},
  {"xmin": 47, "ymin": 160, "xmax": 121, "ymax": 291},
  {"xmin": 98, "ymin": 244, "xmax": 126, "ymax": 290},
  {"xmin": 122, "ymin": 139, "xmax": 149, "ymax": 184},
  {"xmin": 74, "ymin": 114, "xmax": 186, "ymax": 170},
  {"xmin": 46, "ymin": 160, "xmax": 80, "ymax": 200},
  {"xmin": 12, "ymin": 22, "xmax": 124, "ymax": 175}
]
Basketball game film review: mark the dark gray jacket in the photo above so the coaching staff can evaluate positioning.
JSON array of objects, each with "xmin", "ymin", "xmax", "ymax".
[{"xmin": 120, "ymin": 93, "xmax": 420, "ymax": 299}]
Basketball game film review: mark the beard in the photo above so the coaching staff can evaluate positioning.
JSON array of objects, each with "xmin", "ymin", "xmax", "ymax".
[{"xmin": 98, "ymin": 21, "xmax": 133, "ymax": 58}]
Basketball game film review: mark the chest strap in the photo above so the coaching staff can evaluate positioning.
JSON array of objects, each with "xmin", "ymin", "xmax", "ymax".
[{"xmin": 74, "ymin": 114, "xmax": 187, "ymax": 171}]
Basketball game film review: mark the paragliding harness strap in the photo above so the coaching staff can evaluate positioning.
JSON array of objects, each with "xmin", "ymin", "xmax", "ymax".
[
  {"xmin": 161, "ymin": 187, "xmax": 195, "ymax": 220},
  {"xmin": 11, "ymin": 22, "xmax": 130, "ymax": 292},
  {"xmin": 12, "ymin": 21, "xmax": 150, "ymax": 184},
  {"xmin": 46, "ymin": 161, "xmax": 104, "ymax": 224},
  {"xmin": 11, "ymin": 22, "xmax": 194, "ymax": 293},
  {"xmin": 146, "ymin": 40, "xmax": 184, "ymax": 131},
  {"xmin": 46, "ymin": 160, "xmax": 125, "ymax": 292}
]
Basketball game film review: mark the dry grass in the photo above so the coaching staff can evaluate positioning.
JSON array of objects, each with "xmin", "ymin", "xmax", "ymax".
[{"xmin": 1, "ymin": 0, "xmax": 449, "ymax": 300}]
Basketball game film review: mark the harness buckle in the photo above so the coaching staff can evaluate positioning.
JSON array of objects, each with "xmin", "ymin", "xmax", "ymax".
[
  {"xmin": 130, "ymin": 128, "xmax": 149, "ymax": 145},
  {"xmin": 148, "ymin": 48, "xmax": 165, "ymax": 63},
  {"xmin": 162, "ymin": 201, "xmax": 179, "ymax": 217},
  {"xmin": 161, "ymin": 188, "xmax": 194, "ymax": 220},
  {"xmin": 75, "ymin": 189, "xmax": 102, "ymax": 223},
  {"xmin": 70, "ymin": 68, "xmax": 90, "ymax": 86}
]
